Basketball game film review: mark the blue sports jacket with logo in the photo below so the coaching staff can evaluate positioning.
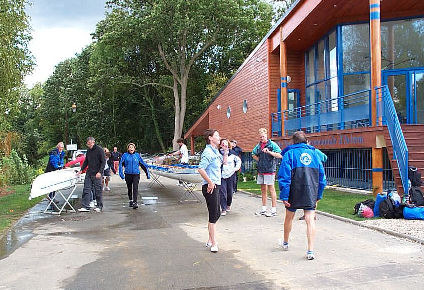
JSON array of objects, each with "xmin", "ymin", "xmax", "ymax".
[{"xmin": 278, "ymin": 143, "xmax": 327, "ymax": 209}]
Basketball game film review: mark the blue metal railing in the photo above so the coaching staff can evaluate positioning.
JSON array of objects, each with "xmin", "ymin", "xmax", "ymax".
[
  {"xmin": 271, "ymin": 89, "xmax": 371, "ymax": 136},
  {"xmin": 376, "ymin": 85, "xmax": 409, "ymax": 196}
]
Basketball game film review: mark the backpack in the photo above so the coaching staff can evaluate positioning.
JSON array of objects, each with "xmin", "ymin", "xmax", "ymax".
[
  {"xmin": 379, "ymin": 196, "xmax": 403, "ymax": 219},
  {"xmin": 408, "ymin": 166, "xmax": 422, "ymax": 187},
  {"xmin": 409, "ymin": 186, "xmax": 424, "ymax": 206},
  {"xmin": 354, "ymin": 199, "xmax": 375, "ymax": 215}
]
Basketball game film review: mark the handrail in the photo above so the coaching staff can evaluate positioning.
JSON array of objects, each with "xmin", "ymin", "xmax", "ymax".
[
  {"xmin": 271, "ymin": 89, "xmax": 371, "ymax": 134},
  {"xmin": 376, "ymin": 85, "xmax": 409, "ymax": 196},
  {"xmin": 283, "ymin": 89, "xmax": 370, "ymax": 117}
]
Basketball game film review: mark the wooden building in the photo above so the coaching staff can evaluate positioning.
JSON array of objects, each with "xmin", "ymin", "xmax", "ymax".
[{"xmin": 185, "ymin": 0, "xmax": 424, "ymax": 195}]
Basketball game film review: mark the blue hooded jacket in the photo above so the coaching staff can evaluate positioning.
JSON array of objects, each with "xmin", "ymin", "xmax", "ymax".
[
  {"xmin": 278, "ymin": 143, "xmax": 326, "ymax": 209},
  {"xmin": 45, "ymin": 148, "xmax": 65, "ymax": 173},
  {"xmin": 119, "ymin": 152, "xmax": 150, "ymax": 180}
]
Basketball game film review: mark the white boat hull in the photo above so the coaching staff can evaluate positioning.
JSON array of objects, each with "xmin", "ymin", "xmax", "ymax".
[
  {"xmin": 30, "ymin": 168, "xmax": 80, "ymax": 199},
  {"xmin": 149, "ymin": 167, "xmax": 203, "ymax": 184}
]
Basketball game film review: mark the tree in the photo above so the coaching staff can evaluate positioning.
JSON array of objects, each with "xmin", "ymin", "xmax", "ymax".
[
  {"xmin": 108, "ymin": 0, "xmax": 273, "ymax": 149},
  {"xmin": 0, "ymin": 0, "xmax": 33, "ymax": 130}
]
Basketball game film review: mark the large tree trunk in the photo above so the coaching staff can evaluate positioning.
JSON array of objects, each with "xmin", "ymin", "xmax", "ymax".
[{"xmin": 172, "ymin": 77, "xmax": 181, "ymax": 150}]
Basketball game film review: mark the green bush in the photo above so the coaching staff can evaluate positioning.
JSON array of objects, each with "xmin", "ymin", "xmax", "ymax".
[{"xmin": 0, "ymin": 150, "xmax": 36, "ymax": 186}]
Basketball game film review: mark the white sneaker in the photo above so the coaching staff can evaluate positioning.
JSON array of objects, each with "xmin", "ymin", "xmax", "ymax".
[
  {"xmin": 89, "ymin": 201, "xmax": 95, "ymax": 208},
  {"xmin": 221, "ymin": 211, "xmax": 227, "ymax": 216},
  {"xmin": 205, "ymin": 241, "xmax": 212, "ymax": 248},
  {"xmin": 279, "ymin": 239, "xmax": 289, "ymax": 251},
  {"xmin": 105, "ymin": 186, "xmax": 110, "ymax": 191},
  {"xmin": 306, "ymin": 251, "xmax": 315, "ymax": 260},
  {"xmin": 78, "ymin": 208, "xmax": 90, "ymax": 212},
  {"xmin": 93, "ymin": 207, "xmax": 102, "ymax": 213},
  {"xmin": 265, "ymin": 211, "xmax": 277, "ymax": 217},
  {"xmin": 210, "ymin": 245, "xmax": 218, "ymax": 253},
  {"xmin": 255, "ymin": 209, "xmax": 267, "ymax": 216}
]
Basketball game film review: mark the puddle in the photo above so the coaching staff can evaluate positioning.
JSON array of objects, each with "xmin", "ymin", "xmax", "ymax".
[{"xmin": 0, "ymin": 201, "xmax": 52, "ymax": 260}]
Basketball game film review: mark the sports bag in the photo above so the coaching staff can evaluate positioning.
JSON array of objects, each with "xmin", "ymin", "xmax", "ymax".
[
  {"xmin": 379, "ymin": 196, "xmax": 403, "ymax": 219},
  {"xmin": 403, "ymin": 206, "xmax": 424, "ymax": 220},
  {"xmin": 409, "ymin": 186, "xmax": 424, "ymax": 206},
  {"xmin": 353, "ymin": 199, "xmax": 375, "ymax": 215}
]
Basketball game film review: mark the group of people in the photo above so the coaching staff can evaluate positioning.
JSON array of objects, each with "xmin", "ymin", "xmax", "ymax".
[
  {"xmin": 46, "ymin": 129, "xmax": 326, "ymax": 260},
  {"xmin": 45, "ymin": 137, "xmax": 150, "ymax": 212},
  {"xmin": 197, "ymin": 128, "xmax": 326, "ymax": 260}
]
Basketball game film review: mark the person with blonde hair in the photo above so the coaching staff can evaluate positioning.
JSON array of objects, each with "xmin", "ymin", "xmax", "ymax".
[{"xmin": 252, "ymin": 128, "xmax": 282, "ymax": 217}]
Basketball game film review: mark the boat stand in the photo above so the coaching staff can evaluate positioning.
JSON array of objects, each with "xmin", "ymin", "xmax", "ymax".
[
  {"xmin": 44, "ymin": 185, "xmax": 77, "ymax": 215},
  {"xmin": 148, "ymin": 171, "xmax": 166, "ymax": 188},
  {"xmin": 178, "ymin": 180, "xmax": 202, "ymax": 203}
]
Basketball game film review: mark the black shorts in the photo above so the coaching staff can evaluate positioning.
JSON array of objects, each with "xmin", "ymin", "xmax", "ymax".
[{"xmin": 202, "ymin": 184, "xmax": 221, "ymax": 223}]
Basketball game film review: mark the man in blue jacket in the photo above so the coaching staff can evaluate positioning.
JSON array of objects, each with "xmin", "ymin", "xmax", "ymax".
[{"xmin": 278, "ymin": 131, "xmax": 326, "ymax": 260}]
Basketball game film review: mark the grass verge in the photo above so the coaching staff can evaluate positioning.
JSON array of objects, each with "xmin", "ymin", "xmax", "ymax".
[
  {"xmin": 0, "ymin": 184, "xmax": 43, "ymax": 235},
  {"xmin": 237, "ymin": 181, "xmax": 374, "ymax": 221}
]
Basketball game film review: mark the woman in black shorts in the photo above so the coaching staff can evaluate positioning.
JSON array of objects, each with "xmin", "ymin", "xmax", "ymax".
[{"xmin": 198, "ymin": 129, "xmax": 227, "ymax": 253}]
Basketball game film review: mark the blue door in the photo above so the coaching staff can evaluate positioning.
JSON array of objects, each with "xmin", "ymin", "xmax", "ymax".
[{"xmin": 383, "ymin": 70, "xmax": 424, "ymax": 124}]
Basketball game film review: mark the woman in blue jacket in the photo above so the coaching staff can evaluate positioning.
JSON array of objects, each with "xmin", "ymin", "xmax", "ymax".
[
  {"xmin": 119, "ymin": 143, "xmax": 150, "ymax": 209},
  {"xmin": 278, "ymin": 131, "xmax": 326, "ymax": 260}
]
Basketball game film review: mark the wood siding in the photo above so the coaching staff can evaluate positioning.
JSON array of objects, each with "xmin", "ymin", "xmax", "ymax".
[{"xmin": 208, "ymin": 42, "xmax": 270, "ymax": 152}]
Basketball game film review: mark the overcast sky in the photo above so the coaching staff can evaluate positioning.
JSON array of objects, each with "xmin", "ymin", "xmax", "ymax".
[{"xmin": 25, "ymin": 0, "xmax": 107, "ymax": 87}]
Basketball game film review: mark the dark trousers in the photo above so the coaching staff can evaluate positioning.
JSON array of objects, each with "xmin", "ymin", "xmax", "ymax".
[
  {"xmin": 82, "ymin": 175, "xmax": 103, "ymax": 209},
  {"xmin": 202, "ymin": 184, "xmax": 221, "ymax": 223},
  {"xmin": 220, "ymin": 175, "xmax": 235, "ymax": 211},
  {"xmin": 125, "ymin": 174, "xmax": 140, "ymax": 202},
  {"xmin": 233, "ymin": 172, "xmax": 238, "ymax": 192}
]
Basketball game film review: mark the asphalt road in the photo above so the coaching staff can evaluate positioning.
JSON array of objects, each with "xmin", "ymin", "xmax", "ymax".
[{"xmin": 0, "ymin": 175, "xmax": 423, "ymax": 289}]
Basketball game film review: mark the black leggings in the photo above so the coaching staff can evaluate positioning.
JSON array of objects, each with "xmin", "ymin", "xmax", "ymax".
[
  {"xmin": 202, "ymin": 184, "xmax": 221, "ymax": 223},
  {"xmin": 125, "ymin": 174, "xmax": 140, "ymax": 202}
]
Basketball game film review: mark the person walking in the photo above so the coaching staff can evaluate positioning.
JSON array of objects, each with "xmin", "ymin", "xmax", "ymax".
[
  {"xmin": 219, "ymin": 139, "xmax": 241, "ymax": 216},
  {"xmin": 252, "ymin": 128, "xmax": 282, "ymax": 217},
  {"xmin": 198, "ymin": 129, "xmax": 226, "ymax": 253},
  {"xmin": 277, "ymin": 131, "xmax": 326, "ymax": 260},
  {"xmin": 111, "ymin": 146, "xmax": 122, "ymax": 174},
  {"xmin": 78, "ymin": 137, "xmax": 105, "ymax": 212},
  {"xmin": 119, "ymin": 143, "xmax": 150, "ymax": 209}
]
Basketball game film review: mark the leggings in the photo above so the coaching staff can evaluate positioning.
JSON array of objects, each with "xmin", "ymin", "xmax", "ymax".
[
  {"xmin": 125, "ymin": 174, "xmax": 140, "ymax": 202},
  {"xmin": 202, "ymin": 184, "xmax": 221, "ymax": 223}
]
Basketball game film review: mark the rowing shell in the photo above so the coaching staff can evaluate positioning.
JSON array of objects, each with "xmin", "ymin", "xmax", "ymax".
[
  {"xmin": 149, "ymin": 166, "xmax": 203, "ymax": 184},
  {"xmin": 30, "ymin": 168, "xmax": 80, "ymax": 200}
]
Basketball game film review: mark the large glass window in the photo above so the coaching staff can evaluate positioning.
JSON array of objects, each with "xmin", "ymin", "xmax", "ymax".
[
  {"xmin": 381, "ymin": 19, "xmax": 424, "ymax": 70},
  {"xmin": 343, "ymin": 74, "xmax": 370, "ymax": 95},
  {"xmin": 342, "ymin": 24, "xmax": 370, "ymax": 73},
  {"xmin": 307, "ymin": 49, "xmax": 315, "ymax": 85},
  {"xmin": 317, "ymin": 40, "xmax": 325, "ymax": 81}
]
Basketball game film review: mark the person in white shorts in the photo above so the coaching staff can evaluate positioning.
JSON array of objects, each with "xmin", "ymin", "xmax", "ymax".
[{"xmin": 252, "ymin": 128, "xmax": 282, "ymax": 216}]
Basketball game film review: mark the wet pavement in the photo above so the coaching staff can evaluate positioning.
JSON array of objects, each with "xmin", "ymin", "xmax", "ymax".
[{"xmin": 0, "ymin": 175, "xmax": 424, "ymax": 289}]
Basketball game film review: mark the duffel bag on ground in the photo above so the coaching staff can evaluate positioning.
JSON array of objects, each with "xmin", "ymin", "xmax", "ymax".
[{"xmin": 403, "ymin": 206, "xmax": 424, "ymax": 220}]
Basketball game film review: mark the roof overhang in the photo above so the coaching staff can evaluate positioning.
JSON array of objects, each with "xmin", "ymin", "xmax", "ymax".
[{"xmin": 184, "ymin": 110, "xmax": 209, "ymax": 139}]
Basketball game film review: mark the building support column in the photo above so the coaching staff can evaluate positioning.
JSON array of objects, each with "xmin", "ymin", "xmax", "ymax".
[
  {"xmin": 280, "ymin": 27, "xmax": 288, "ymax": 136},
  {"xmin": 372, "ymin": 148, "xmax": 383, "ymax": 196},
  {"xmin": 370, "ymin": 0, "xmax": 382, "ymax": 127},
  {"xmin": 370, "ymin": 0, "xmax": 383, "ymax": 194},
  {"xmin": 190, "ymin": 135, "xmax": 195, "ymax": 155}
]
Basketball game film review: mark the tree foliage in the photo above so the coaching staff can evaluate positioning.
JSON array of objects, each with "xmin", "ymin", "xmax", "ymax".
[
  {"xmin": 37, "ymin": 0, "xmax": 276, "ymax": 154},
  {"xmin": 0, "ymin": 0, "xmax": 33, "ymax": 131}
]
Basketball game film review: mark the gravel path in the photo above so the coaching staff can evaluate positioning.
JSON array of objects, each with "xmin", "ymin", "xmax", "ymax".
[{"xmin": 360, "ymin": 218, "xmax": 424, "ymax": 241}]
